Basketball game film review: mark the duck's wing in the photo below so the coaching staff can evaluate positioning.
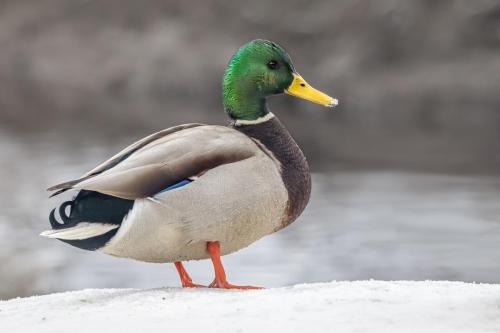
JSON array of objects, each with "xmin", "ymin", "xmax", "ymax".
[
  {"xmin": 48, "ymin": 124, "xmax": 257, "ymax": 199},
  {"xmin": 83, "ymin": 123, "xmax": 205, "ymax": 179},
  {"xmin": 48, "ymin": 123, "xmax": 203, "ymax": 197}
]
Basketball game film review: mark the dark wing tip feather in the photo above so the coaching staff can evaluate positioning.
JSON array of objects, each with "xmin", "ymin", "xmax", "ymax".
[
  {"xmin": 47, "ymin": 174, "xmax": 95, "ymax": 195},
  {"xmin": 47, "ymin": 179, "xmax": 80, "ymax": 191},
  {"xmin": 49, "ymin": 189, "xmax": 68, "ymax": 198}
]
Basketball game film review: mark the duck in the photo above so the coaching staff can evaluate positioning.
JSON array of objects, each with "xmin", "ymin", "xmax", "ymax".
[{"xmin": 41, "ymin": 39, "xmax": 338, "ymax": 289}]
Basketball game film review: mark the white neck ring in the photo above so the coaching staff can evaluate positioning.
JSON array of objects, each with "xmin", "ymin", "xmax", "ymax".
[{"xmin": 234, "ymin": 112, "xmax": 275, "ymax": 126}]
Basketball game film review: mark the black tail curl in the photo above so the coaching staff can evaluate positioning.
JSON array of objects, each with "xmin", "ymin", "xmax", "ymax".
[
  {"xmin": 47, "ymin": 190, "xmax": 135, "ymax": 251},
  {"xmin": 48, "ymin": 190, "xmax": 134, "ymax": 230},
  {"xmin": 49, "ymin": 201, "xmax": 75, "ymax": 229}
]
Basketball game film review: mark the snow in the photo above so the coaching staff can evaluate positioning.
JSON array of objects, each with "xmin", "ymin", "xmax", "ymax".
[{"xmin": 1, "ymin": 281, "xmax": 500, "ymax": 333}]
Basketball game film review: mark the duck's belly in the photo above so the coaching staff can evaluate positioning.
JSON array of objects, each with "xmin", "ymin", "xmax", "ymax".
[{"xmin": 100, "ymin": 153, "xmax": 288, "ymax": 263}]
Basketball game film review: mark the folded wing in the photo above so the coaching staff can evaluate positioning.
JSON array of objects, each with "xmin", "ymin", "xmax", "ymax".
[{"xmin": 48, "ymin": 125, "xmax": 257, "ymax": 199}]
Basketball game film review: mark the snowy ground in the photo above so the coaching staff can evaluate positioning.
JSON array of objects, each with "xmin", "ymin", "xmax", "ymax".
[{"xmin": 1, "ymin": 281, "xmax": 500, "ymax": 333}]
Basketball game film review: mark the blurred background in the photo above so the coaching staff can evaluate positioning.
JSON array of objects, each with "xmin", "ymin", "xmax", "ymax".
[{"xmin": 1, "ymin": 0, "xmax": 500, "ymax": 299}]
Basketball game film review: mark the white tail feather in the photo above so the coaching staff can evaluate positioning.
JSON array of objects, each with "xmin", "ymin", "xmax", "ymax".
[{"xmin": 40, "ymin": 223, "xmax": 119, "ymax": 240}]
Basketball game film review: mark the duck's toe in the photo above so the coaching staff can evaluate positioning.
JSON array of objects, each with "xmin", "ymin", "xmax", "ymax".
[{"xmin": 209, "ymin": 279, "xmax": 263, "ymax": 290}]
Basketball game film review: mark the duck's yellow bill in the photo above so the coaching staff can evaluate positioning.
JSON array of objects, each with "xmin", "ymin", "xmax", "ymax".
[{"xmin": 285, "ymin": 73, "xmax": 338, "ymax": 108}]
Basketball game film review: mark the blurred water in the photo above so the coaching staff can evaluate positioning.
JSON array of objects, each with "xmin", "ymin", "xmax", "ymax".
[{"xmin": 1, "ymin": 131, "xmax": 500, "ymax": 300}]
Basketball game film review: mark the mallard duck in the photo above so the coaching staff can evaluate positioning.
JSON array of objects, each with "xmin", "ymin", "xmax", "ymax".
[{"xmin": 42, "ymin": 39, "xmax": 338, "ymax": 289}]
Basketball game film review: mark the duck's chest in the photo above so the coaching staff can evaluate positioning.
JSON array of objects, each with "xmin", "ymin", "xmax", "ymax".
[{"xmin": 233, "ymin": 117, "xmax": 312, "ymax": 230}]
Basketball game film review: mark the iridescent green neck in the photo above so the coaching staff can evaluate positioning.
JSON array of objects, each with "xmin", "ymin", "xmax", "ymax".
[
  {"xmin": 222, "ymin": 46, "xmax": 269, "ymax": 121},
  {"xmin": 223, "ymin": 91, "xmax": 268, "ymax": 121},
  {"xmin": 222, "ymin": 75, "xmax": 269, "ymax": 121}
]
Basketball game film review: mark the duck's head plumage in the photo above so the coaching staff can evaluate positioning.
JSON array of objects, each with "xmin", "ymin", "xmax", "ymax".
[{"xmin": 223, "ymin": 39, "xmax": 338, "ymax": 121}]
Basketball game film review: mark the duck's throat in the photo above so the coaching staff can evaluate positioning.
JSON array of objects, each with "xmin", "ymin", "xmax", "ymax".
[
  {"xmin": 222, "ymin": 68, "xmax": 270, "ymax": 121},
  {"xmin": 223, "ymin": 92, "xmax": 269, "ymax": 121}
]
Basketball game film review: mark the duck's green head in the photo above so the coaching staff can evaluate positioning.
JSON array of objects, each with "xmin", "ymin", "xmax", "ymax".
[{"xmin": 223, "ymin": 39, "xmax": 338, "ymax": 121}]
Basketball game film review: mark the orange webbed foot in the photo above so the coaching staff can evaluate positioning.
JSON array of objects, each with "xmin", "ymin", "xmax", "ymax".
[
  {"xmin": 209, "ymin": 278, "xmax": 263, "ymax": 290},
  {"xmin": 174, "ymin": 261, "xmax": 206, "ymax": 288},
  {"xmin": 207, "ymin": 241, "xmax": 264, "ymax": 290},
  {"xmin": 182, "ymin": 281, "xmax": 206, "ymax": 288}
]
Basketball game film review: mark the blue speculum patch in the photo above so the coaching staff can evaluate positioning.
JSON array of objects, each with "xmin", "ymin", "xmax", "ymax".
[{"xmin": 156, "ymin": 179, "xmax": 192, "ymax": 194}]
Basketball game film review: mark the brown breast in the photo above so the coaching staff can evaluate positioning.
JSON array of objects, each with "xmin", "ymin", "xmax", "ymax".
[{"xmin": 232, "ymin": 116, "xmax": 312, "ymax": 229}]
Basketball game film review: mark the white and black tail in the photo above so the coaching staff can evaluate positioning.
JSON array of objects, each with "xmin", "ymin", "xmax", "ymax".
[{"xmin": 41, "ymin": 190, "xmax": 134, "ymax": 251}]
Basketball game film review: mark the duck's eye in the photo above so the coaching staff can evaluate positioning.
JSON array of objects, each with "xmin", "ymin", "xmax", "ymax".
[{"xmin": 267, "ymin": 60, "xmax": 279, "ymax": 70}]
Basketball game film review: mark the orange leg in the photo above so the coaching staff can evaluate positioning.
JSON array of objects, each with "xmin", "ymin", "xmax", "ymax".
[
  {"xmin": 174, "ymin": 261, "xmax": 205, "ymax": 288},
  {"xmin": 207, "ymin": 241, "xmax": 263, "ymax": 290}
]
